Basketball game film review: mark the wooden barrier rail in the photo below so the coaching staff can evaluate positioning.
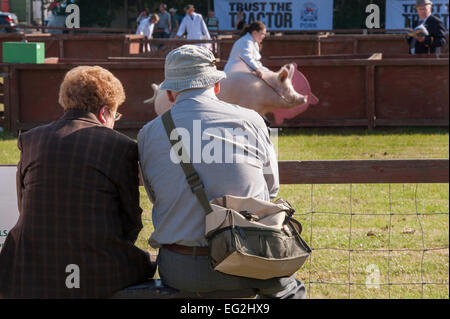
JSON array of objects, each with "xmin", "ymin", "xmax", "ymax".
[
  {"xmin": 0, "ymin": 53, "xmax": 447, "ymax": 133},
  {"xmin": 1, "ymin": 33, "xmax": 448, "ymax": 62},
  {"xmin": 1, "ymin": 159, "xmax": 448, "ymax": 184},
  {"xmin": 0, "ymin": 24, "xmax": 415, "ymax": 35},
  {"xmin": 0, "ymin": 24, "xmax": 133, "ymax": 34},
  {"xmin": 278, "ymin": 159, "xmax": 449, "ymax": 184}
]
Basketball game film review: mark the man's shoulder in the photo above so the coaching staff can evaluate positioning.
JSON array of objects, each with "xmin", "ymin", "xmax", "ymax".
[
  {"xmin": 428, "ymin": 15, "xmax": 445, "ymax": 26},
  {"xmin": 138, "ymin": 116, "xmax": 164, "ymax": 142},
  {"xmin": 209, "ymin": 99, "xmax": 268, "ymax": 130}
]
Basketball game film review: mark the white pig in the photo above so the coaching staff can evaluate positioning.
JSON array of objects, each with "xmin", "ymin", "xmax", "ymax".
[{"xmin": 146, "ymin": 64, "xmax": 307, "ymax": 116}]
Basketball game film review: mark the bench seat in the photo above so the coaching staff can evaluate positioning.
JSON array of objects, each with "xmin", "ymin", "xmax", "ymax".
[{"xmin": 111, "ymin": 279, "xmax": 257, "ymax": 299}]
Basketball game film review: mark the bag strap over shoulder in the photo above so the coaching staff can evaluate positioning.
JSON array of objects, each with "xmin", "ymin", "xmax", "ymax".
[{"xmin": 161, "ymin": 110, "xmax": 213, "ymax": 215}]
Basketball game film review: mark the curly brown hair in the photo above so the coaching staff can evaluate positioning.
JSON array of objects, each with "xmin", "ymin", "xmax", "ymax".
[{"xmin": 58, "ymin": 66, "xmax": 125, "ymax": 113}]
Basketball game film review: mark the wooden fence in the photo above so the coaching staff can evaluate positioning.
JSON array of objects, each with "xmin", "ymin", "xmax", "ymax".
[
  {"xmin": 1, "ymin": 32, "xmax": 448, "ymax": 61},
  {"xmin": 0, "ymin": 53, "xmax": 447, "ymax": 134}
]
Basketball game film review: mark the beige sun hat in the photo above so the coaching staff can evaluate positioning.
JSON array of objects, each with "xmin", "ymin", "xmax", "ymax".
[{"xmin": 160, "ymin": 45, "xmax": 226, "ymax": 92}]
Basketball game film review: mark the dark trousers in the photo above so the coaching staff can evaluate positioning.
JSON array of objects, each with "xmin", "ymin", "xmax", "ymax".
[{"xmin": 157, "ymin": 247, "xmax": 306, "ymax": 299}]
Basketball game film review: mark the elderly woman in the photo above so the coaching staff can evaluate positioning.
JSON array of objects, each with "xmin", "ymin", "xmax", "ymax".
[
  {"xmin": 224, "ymin": 21, "xmax": 269, "ymax": 77},
  {"xmin": 0, "ymin": 66, "xmax": 154, "ymax": 298}
]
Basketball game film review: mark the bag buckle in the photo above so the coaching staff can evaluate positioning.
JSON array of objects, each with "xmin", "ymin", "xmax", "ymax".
[
  {"xmin": 186, "ymin": 172, "xmax": 204, "ymax": 193},
  {"xmin": 280, "ymin": 199, "xmax": 296, "ymax": 217}
]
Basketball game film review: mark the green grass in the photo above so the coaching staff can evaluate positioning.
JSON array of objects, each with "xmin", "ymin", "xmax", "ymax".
[{"xmin": 1, "ymin": 127, "xmax": 448, "ymax": 299}]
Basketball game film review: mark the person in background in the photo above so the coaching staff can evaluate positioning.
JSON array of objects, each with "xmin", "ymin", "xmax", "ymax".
[
  {"xmin": 44, "ymin": 0, "xmax": 59, "ymax": 27},
  {"xmin": 169, "ymin": 8, "xmax": 181, "ymax": 37},
  {"xmin": 136, "ymin": 7, "xmax": 150, "ymax": 25},
  {"xmin": 46, "ymin": 0, "xmax": 65, "ymax": 34},
  {"xmin": 224, "ymin": 21, "xmax": 268, "ymax": 77},
  {"xmin": 175, "ymin": 4, "xmax": 211, "ymax": 49},
  {"xmin": 156, "ymin": 2, "xmax": 172, "ymax": 39},
  {"xmin": 0, "ymin": 66, "xmax": 154, "ymax": 298},
  {"xmin": 136, "ymin": 8, "xmax": 149, "ymax": 35},
  {"xmin": 406, "ymin": 0, "xmax": 447, "ymax": 54},
  {"xmin": 137, "ymin": 13, "xmax": 160, "ymax": 53},
  {"xmin": 205, "ymin": 10, "xmax": 219, "ymax": 39}
]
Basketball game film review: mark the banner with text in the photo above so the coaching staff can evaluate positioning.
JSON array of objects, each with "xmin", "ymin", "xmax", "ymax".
[
  {"xmin": 214, "ymin": 0, "xmax": 334, "ymax": 30},
  {"xmin": 0, "ymin": 167, "xmax": 19, "ymax": 252},
  {"xmin": 386, "ymin": 0, "xmax": 449, "ymax": 30}
]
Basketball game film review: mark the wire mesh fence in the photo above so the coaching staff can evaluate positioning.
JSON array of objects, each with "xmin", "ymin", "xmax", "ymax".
[
  {"xmin": 292, "ymin": 183, "xmax": 449, "ymax": 299},
  {"xmin": 139, "ymin": 160, "xmax": 449, "ymax": 299}
]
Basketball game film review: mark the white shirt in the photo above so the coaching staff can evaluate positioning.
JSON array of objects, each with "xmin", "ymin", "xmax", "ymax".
[
  {"xmin": 224, "ymin": 33, "xmax": 269, "ymax": 73},
  {"xmin": 136, "ymin": 17, "xmax": 155, "ymax": 39},
  {"xmin": 177, "ymin": 12, "xmax": 211, "ymax": 41},
  {"xmin": 138, "ymin": 88, "xmax": 279, "ymax": 248}
]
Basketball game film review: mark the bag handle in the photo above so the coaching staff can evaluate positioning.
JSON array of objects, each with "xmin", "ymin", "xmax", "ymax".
[{"xmin": 161, "ymin": 110, "xmax": 213, "ymax": 215}]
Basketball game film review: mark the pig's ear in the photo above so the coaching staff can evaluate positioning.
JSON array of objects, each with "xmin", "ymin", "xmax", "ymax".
[
  {"xmin": 288, "ymin": 64, "xmax": 295, "ymax": 79},
  {"xmin": 278, "ymin": 68, "xmax": 289, "ymax": 82}
]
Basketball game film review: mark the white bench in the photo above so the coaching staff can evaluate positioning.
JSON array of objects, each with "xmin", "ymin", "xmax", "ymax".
[{"xmin": 0, "ymin": 166, "xmax": 19, "ymax": 253}]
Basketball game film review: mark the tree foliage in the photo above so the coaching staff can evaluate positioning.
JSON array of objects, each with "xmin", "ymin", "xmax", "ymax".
[
  {"xmin": 333, "ymin": 0, "xmax": 386, "ymax": 29},
  {"xmin": 78, "ymin": 0, "xmax": 125, "ymax": 27},
  {"xmin": 77, "ymin": 0, "xmax": 389, "ymax": 29}
]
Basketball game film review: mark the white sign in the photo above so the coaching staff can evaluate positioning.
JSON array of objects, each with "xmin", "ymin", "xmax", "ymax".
[
  {"xmin": 0, "ymin": 167, "xmax": 20, "ymax": 252},
  {"xmin": 386, "ymin": 0, "xmax": 449, "ymax": 30},
  {"xmin": 214, "ymin": 0, "xmax": 334, "ymax": 30}
]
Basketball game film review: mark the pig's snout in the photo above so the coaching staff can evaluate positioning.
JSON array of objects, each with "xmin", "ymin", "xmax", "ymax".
[{"xmin": 293, "ymin": 92, "xmax": 307, "ymax": 106}]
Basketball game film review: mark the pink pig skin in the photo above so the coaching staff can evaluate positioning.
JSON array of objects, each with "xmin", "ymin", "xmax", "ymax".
[{"xmin": 271, "ymin": 63, "xmax": 319, "ymax": 126}]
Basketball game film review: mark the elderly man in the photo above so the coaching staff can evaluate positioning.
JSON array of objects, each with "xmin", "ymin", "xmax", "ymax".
[
  {"xmin": 138, "ymin": 45, "xmax": 306, "ymax": 299},
  {"xmin": 407, "ymin": 0, "xmax": 447, "ymax": 54},
  {"xmin": 0, "ymin": 66, "xmax": 154, "ymax": 298},
  {"xmin": 175, "ymin": 4, "xmax": 211, "ymax": 48}
]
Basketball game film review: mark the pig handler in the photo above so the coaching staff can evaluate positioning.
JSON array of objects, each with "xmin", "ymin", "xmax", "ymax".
[{"xmin": 224, "ymin": 21, "xmax": 269, "ymax": 78}]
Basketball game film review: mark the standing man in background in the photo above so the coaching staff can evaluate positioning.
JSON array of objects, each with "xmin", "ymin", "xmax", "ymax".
[
  {"xmin": 205, "ymin": 10, "xmax": 219, "ymax": 39},
  {"xmin": 407, "ymin": 0, "xmax": 447, "ymax": 54},
  {"xmin": 169, "ymin": 8, "xmax": 182, "ymax": 37},
  {"xmin": 156, "ymin": 3, "xmax": 172, "ymax": 39},
  {"xmin": 176, "ymin": 4, "xmax": 212, "ymax": 49}
]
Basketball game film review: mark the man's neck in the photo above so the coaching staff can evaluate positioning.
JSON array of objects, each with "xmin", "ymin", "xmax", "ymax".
[{"xmin": 175, "ymin": 87, "xmax": 217, "ymax": 103}]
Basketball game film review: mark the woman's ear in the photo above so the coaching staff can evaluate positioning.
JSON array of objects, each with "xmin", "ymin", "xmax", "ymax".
[{"xmin": 97, "ymin": 106, "xmax": 107, "ymax": 124}]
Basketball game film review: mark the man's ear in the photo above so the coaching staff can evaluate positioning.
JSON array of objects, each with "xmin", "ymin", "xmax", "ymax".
[
  {"xmin": 278, "ymin": 68, "xmax": 289, "ymax": 82},
  {"xmin": 214, "ymin": 82, "xmax": 220, "ymax": 95},
  {"xmin": 167, "ymin": 90, "xmax": 176, "ymax": 103},
  {"xmin": 98, "ymin": 106, "xmax": 107, "ymax": 124}
]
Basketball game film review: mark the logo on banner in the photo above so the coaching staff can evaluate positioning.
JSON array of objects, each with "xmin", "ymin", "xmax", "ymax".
[{"xmin": 301, "ymin": 3, "xmax": 318, "ymax": 22}]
